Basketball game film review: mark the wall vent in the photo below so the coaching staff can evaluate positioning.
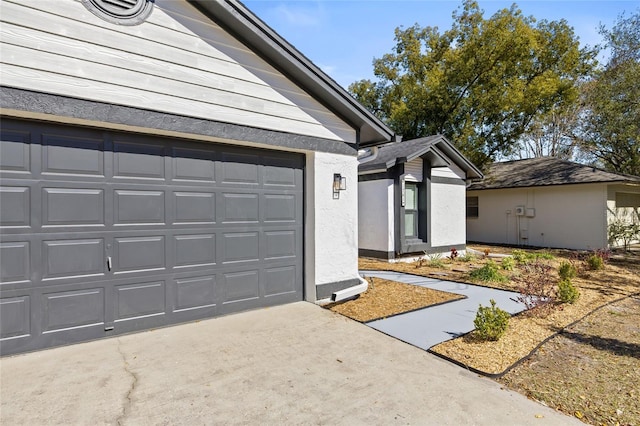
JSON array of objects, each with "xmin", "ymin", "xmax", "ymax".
[{"xmin": 82, "ymin": 0, "xmax": 154, "ymax": 25}]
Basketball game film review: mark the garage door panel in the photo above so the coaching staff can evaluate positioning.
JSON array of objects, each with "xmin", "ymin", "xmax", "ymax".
[
  {"xmin": 264, "ymin": 266, "xmax": 297, "ymax": 297},
  {"xmin": 264, "ymin": 163, "xmax": 296, "ymax": 187},
  {"xmin": 42, "ymin": 238, "xmax": 105, "ymax": 280},
  {"xmin": 264, "ymin": 230, "xmax": 296, "ymax": 260},
  {"xmin": 114, "ymin": 190, "xmax": 165, "ymax": 225},
  {"xmin": 43, "ymin": 188, "xmax": 104, "ymax": 226},
  {"xmin": 42, "ymin": 287, "xmax": 105, "ymax": 332},
  {"xmin": 114, "ymin": 236, "xmax": 165, "ymax": 273},
  {"xmin": 264, "ymin": 194, "xmax": 296, "ymax": 222},
  {"xmin": 173, "ymin": 191, "xmax": 216, "ymax": 224},
  {"xmin": 174, "ymin": 234, "xmax": 216, "ymax": 268},
  {"xmin": 0, "ymin": 186, "xmax": 30, "ymax": 227},
  {"xmin": 0, "ymin": 295, "xmax": 31, "ymax": 340},
  {"xmin": 173, "ymin": 275, "xmax": 217, "ymax": 312},
  {"xmin": 222, "ymin": 193, "xmax": 259, "ymax": 223},
  {"xmin": 222, "ymin": 270, "xmax": 259, "ymax": 304},
  {"xmin": 172, "ymin": 147, "xmax": 217, "ymax": 182},
  {"xmin": 41, "ymin": 134, "xmax": 104, "ymax": 177},
  {"xmin": 0, "ymin": 241, "xmax": 31, "ymax": 283},
  {"xmin": 222, "ymin": 232, "xmax": 259, "ymax": 263},
  {"xmin": 114, "ymin": 281, "xmax": 165, "ymax": 322},
  {"xmin": 0, "ymin": 130, "xmax": 31, "ymax": 173},
  {"xmin": 113, "ymin": 140, "xmax": 166, "ymax": 180},
  {"xmin": 221, "ymin": 153, "xmax": 259, "ymax": 185}
]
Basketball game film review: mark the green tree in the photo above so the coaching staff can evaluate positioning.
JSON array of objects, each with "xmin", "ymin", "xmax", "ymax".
[
  {"xmin": 577, "ymin": 11, "xmax": 640, "ymax": 176},
  {"xmin": 349, "ymin": 1, "xmax": 595, "ymax": 168}
]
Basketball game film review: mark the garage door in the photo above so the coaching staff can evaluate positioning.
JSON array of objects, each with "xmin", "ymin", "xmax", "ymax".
[{"xmin": 0, "ymin": 119, "xmax": 304, "ymax": 355}]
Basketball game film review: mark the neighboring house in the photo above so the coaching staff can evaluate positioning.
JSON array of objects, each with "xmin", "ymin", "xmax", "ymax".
[
  {"xmin": 466, "ymin": 157, "xmax": 640, "ymax": 250},
  {"xmin": 358, "ymin": 136, "xmax": 483, "ymax": 260},
  {"xmin": 0, "ymin": 0, "xmax": 396, "ymax": 355}
]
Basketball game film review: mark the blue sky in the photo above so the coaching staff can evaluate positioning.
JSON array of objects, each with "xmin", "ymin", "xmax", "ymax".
[{"xmin": 243, "ymin": 0, "xmax": 640, "ymax": 89}]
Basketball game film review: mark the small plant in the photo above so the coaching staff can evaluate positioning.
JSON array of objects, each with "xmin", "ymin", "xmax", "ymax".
[
  {"xmin": 428, "ymin": 252, "xmax": 446, "ymax": 268},
  {"xmin": 535, "ymin": 251, "xmax": 555, "ymax": 260},
  {"xmin": 511, "ymin": 249, "xmax": 530, "ymax": 264},
  {"xmin": 449, "ymin": 247, "xmax": 459, "ymax": 261},
  {"xmin": 512, "ymin": 260, "xmax": 557, "ymax": 317},
  {"xmin": 483, "ymin": 248, "xmax": 491, "ymax": 258},
  {"xmin": 558, "ymin": 261, "xmax": 577, "ymax": 280},
  {"xmin": 557, "ymin": 279, "xmax": 580, "ymax": 304},
  {"xmin": 460, "ymin": 252, "xmax": 476, "ymax": 262},
  {"xmin": 469, "ymin": 260, "xmax": 508, "ymax": 282},
  {"xmin": 501, "ymin": 256, "xmax": 515, "ymax": 271},
  {"xmin": 474, "ymin": 299, "xmax": 510, "ymax": 341},
  {"xmin": 586, "ymin": 254, "xmax": 605, "ymax": 271}
]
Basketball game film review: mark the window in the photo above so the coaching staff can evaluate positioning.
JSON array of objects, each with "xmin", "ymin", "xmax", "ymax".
[
  {"xmin": 466, "ymin": 196, "xmax": 479, "ymax": 218},
  {"xmin": 404, "ymin": 182, "xmax": 418, "ymax": 237}
]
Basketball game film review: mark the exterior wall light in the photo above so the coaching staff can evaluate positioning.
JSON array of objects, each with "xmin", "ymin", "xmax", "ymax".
[{"xmin": 333, "ymin": 173, "xmax": 346, "ymax": 199}]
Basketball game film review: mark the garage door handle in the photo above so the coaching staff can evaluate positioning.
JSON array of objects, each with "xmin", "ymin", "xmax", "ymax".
[{"xmin": 107, "ymin": 256, "xmax": 112, "ymax": 271}]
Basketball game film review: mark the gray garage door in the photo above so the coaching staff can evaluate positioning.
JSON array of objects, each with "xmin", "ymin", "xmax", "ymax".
[{"xmin": 0, "ymin": 119, "xmax": 303, "ymax": 355}]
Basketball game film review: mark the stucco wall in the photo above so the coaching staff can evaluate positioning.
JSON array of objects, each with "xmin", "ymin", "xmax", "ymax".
[
  {"xmin": 305, "ymin": 152, "xmax": 359, "ymax": 298},
  {"xmin": 467, "ymin": 184, "xmax": 608, "ymax": 250},
  {"xmin": 431, "ymin": 182, "xmax": 466, "ymax": 247},
  {"xmin": 358, "ymin": 179, "xmax": 394, "ymax": 253}
]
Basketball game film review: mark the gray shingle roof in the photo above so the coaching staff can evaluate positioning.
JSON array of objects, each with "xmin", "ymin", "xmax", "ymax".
[
  {"xmin": 359, "ymin": 135, "xmax": 483, "ymax": 180},
  {"xmin": 467, "ymin": 157, "xmax": 640, "ymax": 190}
]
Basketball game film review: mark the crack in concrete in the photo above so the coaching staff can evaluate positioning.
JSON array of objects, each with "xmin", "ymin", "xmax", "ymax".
[{"xmin": 115, "ymin": 338, "xmax": 139, "ymax": 426}]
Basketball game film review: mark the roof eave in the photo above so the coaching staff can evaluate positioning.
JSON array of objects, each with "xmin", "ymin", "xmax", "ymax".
[{"xmin": 192, "ymin": 0, "xmax": 396, "ymax": 146}]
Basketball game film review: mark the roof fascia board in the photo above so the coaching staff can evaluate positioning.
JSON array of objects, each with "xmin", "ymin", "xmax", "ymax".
[
  {"xmin": 432, "ymin": 137, "xmax": 483, "ymax": 179},
  {"xmin": 191, "ymin": 0, "xmax": 395, "ymax": 146}
]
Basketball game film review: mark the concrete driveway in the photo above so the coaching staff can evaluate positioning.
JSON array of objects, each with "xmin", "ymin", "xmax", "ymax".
[{"xmin": 0, "ymin": 302, "xmax": 578, "ymax": 425}]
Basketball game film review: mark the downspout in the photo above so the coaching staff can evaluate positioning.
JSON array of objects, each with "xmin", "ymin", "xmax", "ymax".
[{"xmin": 330, "ymin": 274, "xmax": 369, "ymax": 303}]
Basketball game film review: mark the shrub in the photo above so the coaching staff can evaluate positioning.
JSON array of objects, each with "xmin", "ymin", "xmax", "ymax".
[
  {"xmin": 558, "ymin": 279, "xmax": 580, "ymax": 304},
  {"xmin": 512, "ymin": 249, "xmax": 530, "ymax": 264},
  {"xmin": 586, "ymin": 254, "xmax": 605, "ymax": 271},
  {"xmin": 469, "ymin": 260, "xmax": 508, "ymax": 282},
  {"xmin": 535, "ymin": 251, "xmax": 555, "ymax": 260},
  {"xmin": 460, "ymin": 252, "xmax": 476, "ymax": 262},
  {"xmin": 474, "ymin": 299, "xmax": 510, "ymax": 341},
  {"xmin": 501, "ymin": 256, "xmax": 515, "ymax": 271},
  {"xmin": 558, "ymin": 261, "xmax": 577, "ymax": 280},
  {"xmin": 512, "ymin": 260, "xmax": 557, "ymax": 317}
]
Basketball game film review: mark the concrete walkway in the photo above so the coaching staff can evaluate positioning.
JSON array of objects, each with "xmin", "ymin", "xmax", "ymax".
[
  {"xmin": 361, "ymin": 270, "xmax": 526, "ymax": 349},
  {"xmin": 0, "ymin": 302, "xmax": 578, "ymax": 425}
]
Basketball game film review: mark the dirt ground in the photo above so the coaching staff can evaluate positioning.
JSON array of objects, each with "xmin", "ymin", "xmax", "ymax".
[
  {"xmin": 326, "ymin": 277, "xmax": 464, "ymax": 322},
  {"xmin": 349, "ymin": 246, "xmax": 640, "ymax": 426}
]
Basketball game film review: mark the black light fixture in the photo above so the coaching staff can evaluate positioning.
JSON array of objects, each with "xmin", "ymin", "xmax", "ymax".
[{"xmin": 333, "ymin": 173, "xmax": 347, "ymax": 199}]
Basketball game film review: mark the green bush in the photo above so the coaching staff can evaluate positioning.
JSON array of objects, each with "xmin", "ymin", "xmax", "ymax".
[
  {"xmin": 558, "ymin": 261, "xmax": 577, "ymax": 280},
  {"xmin": 536, "ymin": 251, "xmax": 555, "ymax": 260},
  {"xmin": 511, "ymin": 249, "xmax": 530, "ymax": 264},
  {"xmin": 587, "ymin": 254, "xmax": 605, "ymax": 270},
  {"xmin": 474, "ymin": 299, "xmax": 510, "ymax": 341},
  {"xmin": 460, "ymin": 252, "xmax": 476, "ymax": 262},
  {"xmin": 501, "ymin": 256, "xmax": 515, "ymax": 271},
  {"xmin": 558, "ymin": 279, "xmax": 580, "ymax": 304},
  {"xmin": 469, "ymin": 260, "xmax": 508, "ymax": 282}
]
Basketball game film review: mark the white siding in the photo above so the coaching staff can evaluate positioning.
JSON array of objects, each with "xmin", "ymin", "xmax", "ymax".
[
  {"xmin": 404, "ymin": 158, "xmax": 423, "ymax": 182},
  {"xmin": 0, "ymin": 0, "xmax": 356, "ymax": 142},
  {"xmin": 358, "ymin": 179, "xmax": 395, "ymax": 253},
  {"xmin": 431, "ymin": 162, "xmax": 466, "ymax": 180},
  {"xmin": 467, "ymin": 184, "xmax": 608, "ymax": 250}
]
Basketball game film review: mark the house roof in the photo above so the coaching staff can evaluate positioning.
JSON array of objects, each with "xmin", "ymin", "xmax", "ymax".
[
  {"xmin": 194, "ymin": 0, "xmax": 397, "ymax": 147},
  {"xmin": 358, "ymin": 135, "xmax": 484, "ymax": 180},
  {"xmin": 467, "ymin": 157, "xmax": 640, "ymax": 190}
]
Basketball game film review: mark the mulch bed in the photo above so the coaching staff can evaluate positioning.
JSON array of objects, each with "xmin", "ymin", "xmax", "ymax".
[{"xmin": 326, "ymin": 277, "xmax": 464, "ymax": 322}]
